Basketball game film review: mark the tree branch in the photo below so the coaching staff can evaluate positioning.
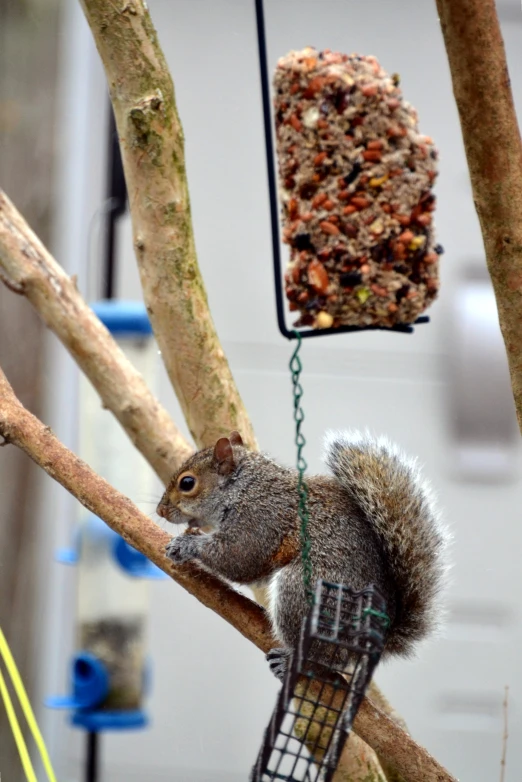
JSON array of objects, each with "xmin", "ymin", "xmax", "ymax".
[
  {"xmin": 0, "ymin": 189, "xmax": 192, "ymax": 483},
  {"xmin": 435, "ymin": 0, "xmax": 522, "ymax": 432},
  {"xmin": 78, "ymin": 0, "xmax": 257, "ymax": 452},
  {"xmin": 0, "ymin": 366, "xmax": 456, "ymax": 782}
]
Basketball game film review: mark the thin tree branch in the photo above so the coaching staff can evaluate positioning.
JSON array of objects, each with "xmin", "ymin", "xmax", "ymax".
[
  {"xmin": 435, "ymin": 0, "xmax": 522, "ymax": 432},
  {"xmin": 0, "ymin": 366, "xmax": 456, "ymax": 782},
  {"xmin": 500, "ymin": 685, "xmax": 509, "ymax": 782},
  {"xmin": 0, "ymin": 189, "xmax": 192, "ymax": 483},
  {"xmin": 78, "ymin": 0, "xmax": 257, "ymax": 452}
]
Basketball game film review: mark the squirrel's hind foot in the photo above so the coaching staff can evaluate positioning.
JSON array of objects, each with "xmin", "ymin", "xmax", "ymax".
[{"xmin": 266, "ymin": 647, "xmax": 292, "ymax": 682}]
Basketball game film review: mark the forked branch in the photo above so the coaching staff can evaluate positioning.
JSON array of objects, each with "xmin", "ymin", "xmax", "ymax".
[{"xmin": 0, "ymin": 189, "xmax": 192, "ymax": 483}]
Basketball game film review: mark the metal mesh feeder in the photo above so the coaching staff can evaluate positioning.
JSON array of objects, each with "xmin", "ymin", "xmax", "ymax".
[{"xmin": 251, "ymin": 580, "xmax": 389, "ymax": 782}]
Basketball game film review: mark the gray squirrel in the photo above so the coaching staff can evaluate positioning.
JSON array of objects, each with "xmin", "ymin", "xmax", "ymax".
[{"xmin": 157, "ymin": 430, "xmax": 448, "ymax": 679}]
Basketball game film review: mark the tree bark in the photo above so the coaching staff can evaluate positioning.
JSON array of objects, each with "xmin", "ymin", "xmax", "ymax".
[
  {"xmin": 0, "ymin": 190, "xmax": 192, "ymax": 483},
  {"xmin": 0, "ymin": 366, "xmax": 456, "ymax": 782},
  {"xmin": 435, "ymin": 0, "xmax": 522, "ymax": 431},
  {"xmin": 78, "ymin": 0, "xmax": 257, "ymax": 452}
]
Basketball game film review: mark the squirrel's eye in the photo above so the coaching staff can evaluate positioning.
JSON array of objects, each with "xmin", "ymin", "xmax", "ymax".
[{"xmin": 178, "ymin": 475, "xmax": 197, "ymax": 493}]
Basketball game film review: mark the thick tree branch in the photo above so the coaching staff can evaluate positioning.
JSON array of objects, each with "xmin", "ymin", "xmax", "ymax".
[
  {"xmin": 435, "ymin": 0, "xmax": 522, "ymax": 432},
  {"xmin": 0, "ymin": 366, "xmax": 455, "ymax": 782},
  {"xmin": 0, "ymin": 189, "xmax": 192, "ymax": 483},
  {"xmin": 78, "ymin": 0, "xmax": 257, "ymax": 452}
]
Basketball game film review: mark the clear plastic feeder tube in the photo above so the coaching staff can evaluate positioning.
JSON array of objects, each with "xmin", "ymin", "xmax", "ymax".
[
  {"xmin": 75, "ymin": 303, "xmax": 160, "ymax": 712},
  {"xmin": 77, "ymin": 517, "xmax": 148, "ymax": 710}
]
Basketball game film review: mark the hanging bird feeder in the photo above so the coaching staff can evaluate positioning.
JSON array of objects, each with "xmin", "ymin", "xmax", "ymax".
[
  {"xmin": 47, "ymin": 302, "xmax": 166, "ymax": 782},
  {"xmin": 251, "ymin": 581, "xmax": 389, "ymax": 782},
  {"xmin": 255, "ymin": 0, "xmax": 442, "ymax": 339}
]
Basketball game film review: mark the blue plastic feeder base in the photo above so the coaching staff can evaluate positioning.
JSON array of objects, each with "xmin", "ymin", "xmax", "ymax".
[{"xmin": 71, "ymin": 709, "xmax": 148, "ymax": 731}]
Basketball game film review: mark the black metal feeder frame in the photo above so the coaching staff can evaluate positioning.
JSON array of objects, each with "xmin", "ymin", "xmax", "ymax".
[
  {"xmin": 251, "ymin": 580, "xmax": 389, "ymax": 782},
  {"xmin": 254, "ymin": 0, "xmax": 429, "ymax": 340}
]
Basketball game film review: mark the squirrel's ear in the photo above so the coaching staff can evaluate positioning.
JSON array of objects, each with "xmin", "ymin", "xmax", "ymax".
[
  {"xmin": 229, "ymin": 431, "xmax": 243, "ymax": 446},
  {"xmin": 213, "ymin": 437, "xmax": 235, "ymax": 475}
]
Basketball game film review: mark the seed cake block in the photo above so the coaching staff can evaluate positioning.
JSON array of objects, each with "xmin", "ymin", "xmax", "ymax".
[{"xmin": 274, "ymin": 47, "xmax": 442, "ymax": 330}]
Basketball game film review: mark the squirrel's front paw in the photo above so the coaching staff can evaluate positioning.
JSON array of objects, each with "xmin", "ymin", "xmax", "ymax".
[
  {"xmin": 166, "ymin": 534, "xmax": 203, "ymax": 564},
  {"xmin": 266, "ymin": 647, "xmax": 292, "ymax": 682}
]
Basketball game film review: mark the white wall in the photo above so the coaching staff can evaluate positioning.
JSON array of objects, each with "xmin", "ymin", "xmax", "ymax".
[{"xmin": 41, "ymin": 1, "xmax": 522, "ymax": 780}]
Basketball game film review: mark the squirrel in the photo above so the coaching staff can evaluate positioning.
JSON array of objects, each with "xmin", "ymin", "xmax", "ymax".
[{"xmin": 157, "ymin": 430, "xmax": 448, "ymax": 680}]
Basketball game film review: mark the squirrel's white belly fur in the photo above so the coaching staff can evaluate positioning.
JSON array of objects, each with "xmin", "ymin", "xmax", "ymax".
[{"xmin": 268, "ymin": 569, "xmax": 283, "ymax": 639}]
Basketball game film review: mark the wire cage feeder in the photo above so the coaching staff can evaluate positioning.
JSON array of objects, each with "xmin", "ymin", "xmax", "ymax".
[
  {"xmin": 254, "ymin": 0, "xmax": 431, "ymax": 340},
  {"xmin": 251, "ymin": 580, "xmax": 389, "ymax": 782}
]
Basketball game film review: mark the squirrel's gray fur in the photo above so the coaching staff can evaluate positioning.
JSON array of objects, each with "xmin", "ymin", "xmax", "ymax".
[{"xmin": 158, "ymin": 430, "xmax": 449, "ymax": 671}]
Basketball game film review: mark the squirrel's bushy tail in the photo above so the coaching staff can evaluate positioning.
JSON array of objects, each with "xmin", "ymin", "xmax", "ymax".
[{"xmin": 324, "ymin": 431, "xmax": 449, "ymax": 657}]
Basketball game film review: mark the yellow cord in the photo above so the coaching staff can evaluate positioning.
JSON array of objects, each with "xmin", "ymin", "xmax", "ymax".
[
  {"xmin": 0, "ymin": 627, "xmax": 58, "ymax": 782},
  {"xmin": 0, "ymin": 666, "xmax": 37, "ymax": 782}
]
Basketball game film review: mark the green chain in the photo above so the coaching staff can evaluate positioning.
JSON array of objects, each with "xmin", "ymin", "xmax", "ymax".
[
  {"xmin": 362, "ymin": 608, "xmax": 391, "ymax": 629},
  {"xmin": 289, "ymin": 331, "xmax": 314, "ymax": 606}
]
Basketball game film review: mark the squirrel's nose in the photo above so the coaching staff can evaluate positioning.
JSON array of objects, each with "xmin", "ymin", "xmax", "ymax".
[{"xmin": 157, "ymin": 501, "xmax": 169, "ymax": 519}]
